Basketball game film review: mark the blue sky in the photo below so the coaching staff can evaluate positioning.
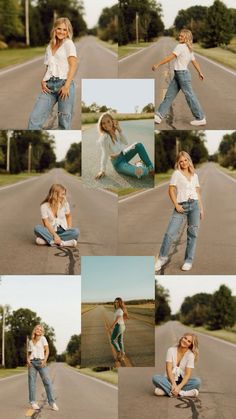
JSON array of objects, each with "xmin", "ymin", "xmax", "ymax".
[{"xmin": 82, "ymin": 256, "xmax": 155, "ymax": 302}]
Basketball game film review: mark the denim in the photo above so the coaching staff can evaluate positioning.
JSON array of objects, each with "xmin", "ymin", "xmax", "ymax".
[
  {"xmin": 111, "ymin": 324, "xmax": 126, "ymax": 353},
  {"xmin": 28, "ymin": 359, "xmax": 55, "ymax": 404},
  {"xmin": 112, "ymin": 142, "xmax": 154, "ymax": 178},
  {"xmin": 160, "ymin": 199, "xmax": 200, "ymax": 264},
  {"xmin": 157, "ymin": 70, "xmax": 204, "ymax": 120},
  {"xmin": 152, "ymin": 374, "xmax": 201, "ymax": 396},
  {"xmin": 28, "ymin": 77, "xmax": 75, "ymax": 129},
  {"xmin": 34, "ymin": 225, "xmax": 79, "ymax": 246}
]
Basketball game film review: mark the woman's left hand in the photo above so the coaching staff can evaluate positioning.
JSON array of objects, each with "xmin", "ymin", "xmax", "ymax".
[
  {"xmin": 200, "ymin": 209, "xmax": 204, "ymax": 220},
  {"xmin": 172, "ymin": 385, "xmax": 181, "ymax": 396},
  {"xmin": 40, "ymin": 360, "xmax": 47, "ymax": 368},
  {"xmin": 199, "ymin": 72, "xmax": 204, "ymax": 80},
  {"xmin": 59, "ymin": 84, "xmax": 70, "ymax": 100}
]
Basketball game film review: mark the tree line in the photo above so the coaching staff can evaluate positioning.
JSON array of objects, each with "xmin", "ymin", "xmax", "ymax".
[
  {"xmin": 213, "ymin": 131, "xmax": 236, "ymax": 170},
  {"xmin": 82, "ymin": 102, "xmax": 154, "ymax": 114}
]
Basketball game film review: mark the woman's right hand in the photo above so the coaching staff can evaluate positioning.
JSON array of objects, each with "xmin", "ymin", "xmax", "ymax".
[
  {"xmin": 95, "ymin": 171, "xmax": 105, "ymax": 179},
  {"xmin": 152, "ymin": 64, "xmax": 158, "ymax": 71},
  {"xmin": 41, "ymin": 80, "xmax": 51, "ymax": 94},
  {"xmin": 27, "ymin": 359, "xmax": 32, "ymax": 367},
  {"xmin": 53, "ymin": 233, "xmax": 62, "ymax": 245},
  {"xmin": 175, "ymin": 204, "xmax": 184, "ymax": 213}
]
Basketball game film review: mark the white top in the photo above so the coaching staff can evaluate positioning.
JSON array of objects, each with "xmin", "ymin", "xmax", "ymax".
[
  {"xmin": 28, "ymin": 336, "xmax": 48, "ymax": 360},
  {"xmin": 172, "ymin": 43, "xmax": 195, "ymax": 71},
  {"xmin": 166, "ymin": 347, "xmax": 194, "ymax": 380},
  {"xmin": 114, "ymin": 308, "xmax": 125, "ymax": 325},
  {"xmin": 40, "ymin": 201, "xmax": 70, "ymax": 230},
  {"xmin": 43, "ymin": 39, "xmax": 77, "ymax": 81},
  {"xmin": 170, "ymin": 170, "xmax": 199, "ymax": 203},
  {"xmin": 99, "ymin": 131, "xmax": 128, "ymax": 172}
]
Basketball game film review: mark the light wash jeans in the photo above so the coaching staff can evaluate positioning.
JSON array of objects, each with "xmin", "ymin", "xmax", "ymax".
[
  {"xmin": 111, "ymin": 324, "xmax": 126, "ymax": 353},
  {"xmin": 28, "ymin": 359, "xmax": 55, "ymax": 404},
  {"xmin": 156, "ymin": 70, "xmax": 204, "ymax": 120},
  {"xmin": 34, "ymin": 225, "xmax": 79, "ymax": 246},
  {"xmin": 152, "ymin": 374, "xmax": 201, "ymax": 396},
  {"xmin": 160, "ymin": 199, "xmax": 200, "ymax": 264},
  {"xmin": 112, "ymin": 142, "xmax": 154, "ymax": 178},
  {"xmin": 28, "ymin": 77, "xmax": 75, "ymax": 129}
]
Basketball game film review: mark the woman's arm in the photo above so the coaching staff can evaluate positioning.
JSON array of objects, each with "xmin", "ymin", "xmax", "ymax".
[
  {"xmin": 27, "ymin": 352, "xmax": 32, "ymax": 367},
  {"xmin": 41, "ymin": 68, "xmax": 52, "ymax": 93},
  {"xmin": 42, "ymin": 218, "xmax": 61, "ymax": 245},
  {"xmin": 59, "ymin": 56, "xmax": 78, "ymax": 99},
  {"xmin": 169, "ymin": 185, "xmax": 184, "ymax": 213},
  {"xmin": 191, "ymin": 60, "xmax": 204, "ymax": 80},
  {"xmin": 41, "ymin": 345, "xmax": 49, "ymax": 368},
  {"xmin": 65, "ymin": 213, "xmax": 72, "ymax": 228},
  {"xmin": 114, "ymin": 121, "xmax": 128, "ymax": 145},
  {"xmin": 172, "ymin": 367, "xmax": 192, "ymax": 396},
  {"xmin": 166, "ymin": 361, "xmax": 177, "ymax": 391},
  {"xmin": 196, "ymin": 187, "xmax": 204, "ymax": 220},
  {"xmin": 152, "ymin": 54, "xmax": 176, "ymax": 71},
  {"xmin": 95, "ymin": 136, "xmax": 109, "ymax": 179}
]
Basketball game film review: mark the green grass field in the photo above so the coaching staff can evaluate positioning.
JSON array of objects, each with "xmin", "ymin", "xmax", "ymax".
[
  {"xmin": 0, "ymin": 47, "xmax": 45, "ymax": 69},
  {"xmin": 82, "ymin": 112, "xmax": 154, "ymax": 125},
  {"xmin": 217, "ymin": 164, "xmax": 236, "ymax": 180},
  {"xmin": 0, "ymin": 366, "xmax": 27, "ymax": 379},
  {"xmin": 194, "ymin": 42, "xmax": 236, "ymax": 71},
  {"xmin": 76, "ymin": 367, "xmax": 118, "ymax": 386},
  {"xmin": 193, "ymin": 326, "xmax": 236, "ymax": 345},
  {"xmin": 0, "ymin": 173, "xmax": 40, "ymax": 187}
]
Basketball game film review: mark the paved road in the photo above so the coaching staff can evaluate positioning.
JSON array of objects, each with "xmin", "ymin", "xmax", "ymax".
[
  {"xmin": 0, "ymin": 363, "xmax": 117, "ymax": 419},
  {"xmin": 119, "ymin": 37, "xmax": 236, "ymax": 130},
  {"xmin": 119, "ymin": 321, "xmax": 236, "ymax": 419},
  {"xmin": 82, "ymin": 119, "xmax": 155, "ymax": 190},
  {"xmin": 81, "ymin": 305, "xmax": 155, "ymax": 367},
  {"xmin": 0, "ymin": 36, "xmax": 117, "ymax": 130},
  {"xmin": 0, "ymin": 168, "xmax": 117, "ymax": 274},
  {"xmin": 118, "ymin": 163, "xmax": 236, "ymax": 274}
]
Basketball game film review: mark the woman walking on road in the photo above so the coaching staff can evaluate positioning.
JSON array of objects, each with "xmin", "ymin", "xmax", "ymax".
[
  {"xmin": 110, "ymin": 297, "xmax": 128, "ymax": 362},
  {"xmin": 155, "ymin": 151, "xmax": 204, "ymax": 272},
  {"xmin": 95, "ymin": 113, "xmax": 154, "ymax": 180},
  {"xmin": 152, "ymin": 29, "xmax": 206, "ymax": 126},
  {"xmin": 34, "ymin": 183, "xmax": 79, "ymax": 247},
  {"xmin": 152, "ymin": 333, "xmax": 201, "ymax": 398},
  {"xmin": 27, "ymin": 324, "xmax": 59, "ymax": 411},
  {"xmin": 28, "ymin": 17, "xmax": 78, "ymax": 130}
]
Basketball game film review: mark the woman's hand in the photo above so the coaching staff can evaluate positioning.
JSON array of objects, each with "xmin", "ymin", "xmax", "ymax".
[
  {"xmin": 41, "ymin": 80, "xmax": 51, "ymax": 94},
  {"xmin": 40, "ymin": 359, "xmax": 47, "ymax": 368},
  {"xmin": 199, "ymin": 72, "xmax": 204, "ymax": 80},
  {"xmin": 27, "ymin": 359, "xmax": 32, "ymax": 367},
  {"xmin": 172, "ymin": 385, "xmax": 181, "ymax": 396},
  {"xmin": 53, "ymin": 233, "xmax": 62, "ymax": 245},
  {"xmin": 152, "ymin": 64, "xmax": 158, "ymax": 71},
  {"xmin": 175, "ymin": 204, "xmax": 185, "ymax": 213},
  {"xmin": 59, "ymin": 83, "xmax": 70, "ymax": 100},
  {"xmin": 200, "ymin": 209, "xmax": 204, "ymax": 220},
  {"xmin": 95, "ymin": 171, "xmax": 105, "ymax": 179},
  {"xmin": 113, "ymin": 119, "xmax": 121, "ymax": 132}
]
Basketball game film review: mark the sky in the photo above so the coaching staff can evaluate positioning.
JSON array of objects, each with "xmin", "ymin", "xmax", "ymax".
[
  {"xmin": 83, "ymin": 0, "xmax": 117, "ymax": 28},
  {"xmin": 157, "ymin": 275, "xmax": 236, "ymax": 314},
  {"xmin": 0, "ymin": 276, "xmax": 81, "ymax": 353},
  {"xmin": 48, "ymin": 130, "xmax": 81, "ymax": 162},
  {"xmin": 204, "ymin": 130, "xmax": 234, "ymax": 155},
  {"xmin": 82, "ymin": 256, "xmax": 155, "ymax": 302},
  {"xmin": 82, "ymin": 79, "xmax": 154, "ymax": 113},
  {"xmin": 160, "ymin": 0, "xmax": 236, "ymax": 28}
]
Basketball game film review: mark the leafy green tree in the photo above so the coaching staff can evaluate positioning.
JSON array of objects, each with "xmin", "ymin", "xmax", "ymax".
[
  {"xmin": 65, "ymin": 142, "xmax": 81, "ymax": 175},
  {"xmin": 98, "ymin": 4, "xmax": 118, "ymax": 43},
  {"xmin": 0, "ymin": 0, "xmax": 24, "ymax": 43},
  {"xmin": 66, "ymin": 334, "xmax": 81, "ymax": 366},
  {"xmin": 180, "ymin": 293, "xmax": 212, "ymax": 326},
  {"xmin": 218, "ymin": 132, "xmax": 236, "ymax": 169},
  {"xmin": 174, "ymin": 6, "xmax": 207, "ymax": 42},
  {"xmin": 201, "ymin": 0, "xmax": 234, "ymax": 48},
  {"xmin": 142, "ymin": 103, "xmax": 154, "ymax": 112},
  {"xmin": 208, "ymin": 285, "xmax": 235, "ymax": 330},
  {"xmin": 155, "ymin": 281, "xmax": 171, "ymax": 324}
]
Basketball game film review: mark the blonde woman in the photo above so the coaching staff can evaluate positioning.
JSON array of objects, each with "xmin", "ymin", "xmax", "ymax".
[
  {"xmin": 27, "ymin": 324, "xmax": 59, "ymax": 411},
  {"xmin": 110, "ymin": 298, "xmax": 128, "ymax": 362},
  {"xmin": 152, "ymin": 333, "xmax": 201, "ymax": 397},
  {"xmin": 34, "ymin": 183, "xmax": 79, "ymax": 247},
  {"xmin": 95, "ymin": 113, "xmax": 154, "ymax": 180},
  {"xmin": 28, "ymin": 17, "xmax": 78, "ymax": 129},
  {"xmin": 155, "ymin": 151, "xmax": 204, "ymax": 272},
  {"xmin": 152, "ymin": 29, "xmax": 206, "ymax": 126}
]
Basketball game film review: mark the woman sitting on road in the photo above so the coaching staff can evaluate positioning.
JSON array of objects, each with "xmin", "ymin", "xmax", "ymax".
[
  {"xmin": 110, "ymin": 297, "xmax": 128, "ymax": 362},
  {"xmin": 95, "ymin": 113, "xmax": 154, "ymax": 180},
  {"xmin": 34, "ymin": 183, "xmax": 79, "ymax": 247},
  {"xmin": 152, "ymin": 333, "xmax": 201, "ymax": 398},
  {"xmin": 155, "ymin": 151, "xmax": 204, "ymax": 272},
  {"xmin": 28, "ymin": 17, "xmax": 78, "ymax": 130},
  {"xmin": 27, "ymin": 324, "xmax": 59, "ymax": 411}
]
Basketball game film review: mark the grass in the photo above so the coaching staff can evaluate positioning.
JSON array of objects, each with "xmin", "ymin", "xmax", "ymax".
[
  {"xmin": 0, "ymin": 46, "xmax": 45, "ymax": 69},
  {"xmin": 193, "ymin": 326, "xmax": 236, "ymax": 345},
  {"xmin": 118, "ymin": 41, "xmax": 157, "ymax": 59},
  {"xmin": 82, "ymin": 112, "xmax": 154, "ymax": 125},
  {"xmin": 156, "ymin": 170, "xmax": 174, "ymax": 184},
  {"xmin": 194, "ymin": 42, "xmax": 236, "ymax": 71},
  {"xmin": 0, "ymin": 366, "xmax": 27, "ymax": 379},
  {"xmin": 0, "ymin": 172, "xmax": 40, "ymax": 187},
  {"xmin": 216, "ymin": 164, "xmax": 236, "ymax": 180},
  {"xmin": 76, "ymin": 367, "xmax": 118, "ymax": 386},
  {"xmin": 81, "ymin": 304, "xmax": 97, "ymax": 314},
  {"xmin": 96, "ymin": 38, "xmax": 118, "ymax": 55}
]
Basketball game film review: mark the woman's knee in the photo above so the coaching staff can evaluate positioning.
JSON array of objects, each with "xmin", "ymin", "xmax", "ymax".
[
  {"xmin": 193, "ymin": 377, "xmax": 201, "ymax": 389},
  {"xmin": 152, "ymin": 374, "xmax": 163, "ymax": 386},
  {"xmin": 71, "ymin": 228, "xmax": 79, "ymax": 239},
  {"xmin": 34, "ymin": 225, "xmax": 42, "ymax": 234}
]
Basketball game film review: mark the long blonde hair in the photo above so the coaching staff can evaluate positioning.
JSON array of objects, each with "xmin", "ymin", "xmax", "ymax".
[
  {"xmin": 178, "ymin": 333, "xmax": 199, "ymax": 361},
  {"xmin": 31, "ymin": 324, "xmax": 44, "ymax": 343},
  {"xmin": 41, "ymin": 184, "xmax": 67, "ymax": 207},
  {"xmin": 180, "ymin": 29, "xmax": 193, "ymax": 52},
  {"xmin": 175, "ymin": 151, "xmax": 195, "ymax": 175},
  {"xmin": 97, "ymin": 112, "xmax": 117, "ymax": 144},
  {"xmin": 114, "ymin": 297, "xmax": 129, "ymax": 320},
  {"xmin": 50, "ymin": 17, "xmax": 73, "ymax": 47}
]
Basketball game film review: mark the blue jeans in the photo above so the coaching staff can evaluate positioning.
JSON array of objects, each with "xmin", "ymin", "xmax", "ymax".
[
  {"xmin": 160, "ymin": 199, "xmax": 200, "ymax": 264},
  {"xmin": 34, "ymin": 225, "xmax": 79, "ymax": 246},
  {"xmin": 111, "ymin": 324, "xmax": 125, "ymax": 353},
  {"xmin": 28, "ymin": 359, "xmax": 55, "ymax": 404},
  {"xmin": 112, "ymin": 143, "xmax": 154, "ymax": 178},
  {"xmin": 152, "ymin": 374, "xmax": 201, "ymax": 396},
  {"xmin": 28, "ymin": 77, "xmax": 75, "ymax": 129},
  {"xmin": 157, "ymin": 70, "xmax": 204, "ymax": 120}
]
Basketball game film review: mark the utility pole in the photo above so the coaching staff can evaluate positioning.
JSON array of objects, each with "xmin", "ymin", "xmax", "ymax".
[
  {"xmin": 28, "ymin": 142, "xmax": 32, "ymax": 173},
  {"xmin": 6, "ymin": 131, "xmax": 11, "ymax": 172},
  {"xmin": 25, "ymin": 0, "xmax": 30, "ymax": 46},
  {"xmin": 2, "ymin": 305, "xmax": 5, "ymax": 368},
  {"xmin": 176, "ymin": 137, "xmax": 180, "ymax": 156},
  {"xmin": 136, "ymin": 13, "xmax": 139, "ymax": 45}
]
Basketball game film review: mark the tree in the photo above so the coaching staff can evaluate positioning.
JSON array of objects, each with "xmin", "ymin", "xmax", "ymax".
[
  {"xmin": 155, "ymin": 281, "xmax": 171, "ymax": 324},
  {"xmin": 208, "ymin": 285, "xmax": 235, "ymax": 330},
  {"xmin": 201, "ymin": 0, "xmax": 234, "ymax": 48},
  {"xmin": 180, "ymin": 293, "xmax": 212, "ymax": 326},
  {"xmin": 174, "ymin": 6, "xmax": 207, "ymax": 42},
  {"xmin": 142, "ymin": 103, "xmax": 154, "ymax": 113},
  {"xmin": 65, "ymin": 142, "xmax": 81, "ymax": 175},
  {"xmin": 218, "ymin": 132, "xmax": 236, "ymax": 169},
  {"xmin": 0, "ymin": 0, "xmax": 24, "ymax": 43},
  {"xmin": 66, "ymin": 334, "xmax": 81, "ymax": 366},
  {"xmin": 98, "ymin": 4, "xmax": 118, "ymax": 43}
]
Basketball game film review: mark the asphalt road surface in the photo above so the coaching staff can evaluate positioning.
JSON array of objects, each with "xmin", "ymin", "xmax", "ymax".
[
  {"xmin": 119, "ymin": 321, "xmax": 236, "ymax": 419},
  {"xmin": 119, "ymin": 37, "xmax": 236, "ymax": 130},
  {"xmin": 82, "ymin": 119, "xmax": 155, "ymax": 190},
  {"xmin": 0, "ymin": 363, "xmax": 117, "ymax": 419},
  {"xmin": 0, "ymin": 168, "xmax": 117, "ymax": 274},
  {"xmin": 81, "ymin": 306, "xmax": 155, "ymax": 367},
  {"xmin": 0, "ymin": 36, "xmax": 117, "ymax": 130},
  {"xmin": 118, "ymin": 163, "xmax": 236, "ymax": 274}
]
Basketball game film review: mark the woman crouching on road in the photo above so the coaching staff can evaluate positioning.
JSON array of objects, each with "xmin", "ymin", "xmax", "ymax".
[{"xmin": 110, "ymin": 297, "xmax": 128, "ymax": 362}]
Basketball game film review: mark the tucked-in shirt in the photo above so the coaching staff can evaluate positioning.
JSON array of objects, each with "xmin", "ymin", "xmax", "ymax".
[
  {"xmin": 43, "ymin": 39, "xmax": 77, "ymax": 81},
  {"xmin": 99, "ymin": 131, "xmax": 128, "ymax": 172},
  {"xmin": 170, "ymin": 170, "xmax": 199, "ymax": 203},
  {"xmin": 166, "ymin": 347, "xmax": 195, "ymax": 380},
  {"xmin": 40, "ymin": 201, "xmax": 70, "ymax": 230},
  {"xmin": 173, "ymin": 43, "xmax": 195, "ymax": 71},
  {"xmin": 114, "ymin": 308, "xmax": 125, "ymax": 325},
  {"xmin": 28, "ymin": 336, "xmax": 48, "ymax": 360}
]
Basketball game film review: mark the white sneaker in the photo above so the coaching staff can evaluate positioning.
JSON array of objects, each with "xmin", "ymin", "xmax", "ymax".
[
  {"xmin": 190, "ymin": 118, "xmax": 206, "ymax": 126},
  {"xmin": 181, "ymin": 262, "xmax": 192, "ymax": 271},
  {"xmin": 60, "ymin": 239, "xmax": 77, "ymax": 247},
  {"xmin": 154, "ymin": 114, "xmax": 162, "ymax": 124},
  {"xmin": 35, "ymin": 237, "xmax": 47, "ymax": 245},
  {"xmin": 155, "ymin": 256, "xmax": 168, "ymax": 271},
  {"xmin": 31, "ymin": 402, "xmax": 40, "ymax": 410},
  {"xmin": 179, "ymin": 389, "xmax": 199, "ymax": 397},
  {"xmin": 154, "ymin": 388, "xmax": 165, "ymax": 396},
  {"xmin": 50, "ymin": 403, "xmax": 59, "ymax": 411}
]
